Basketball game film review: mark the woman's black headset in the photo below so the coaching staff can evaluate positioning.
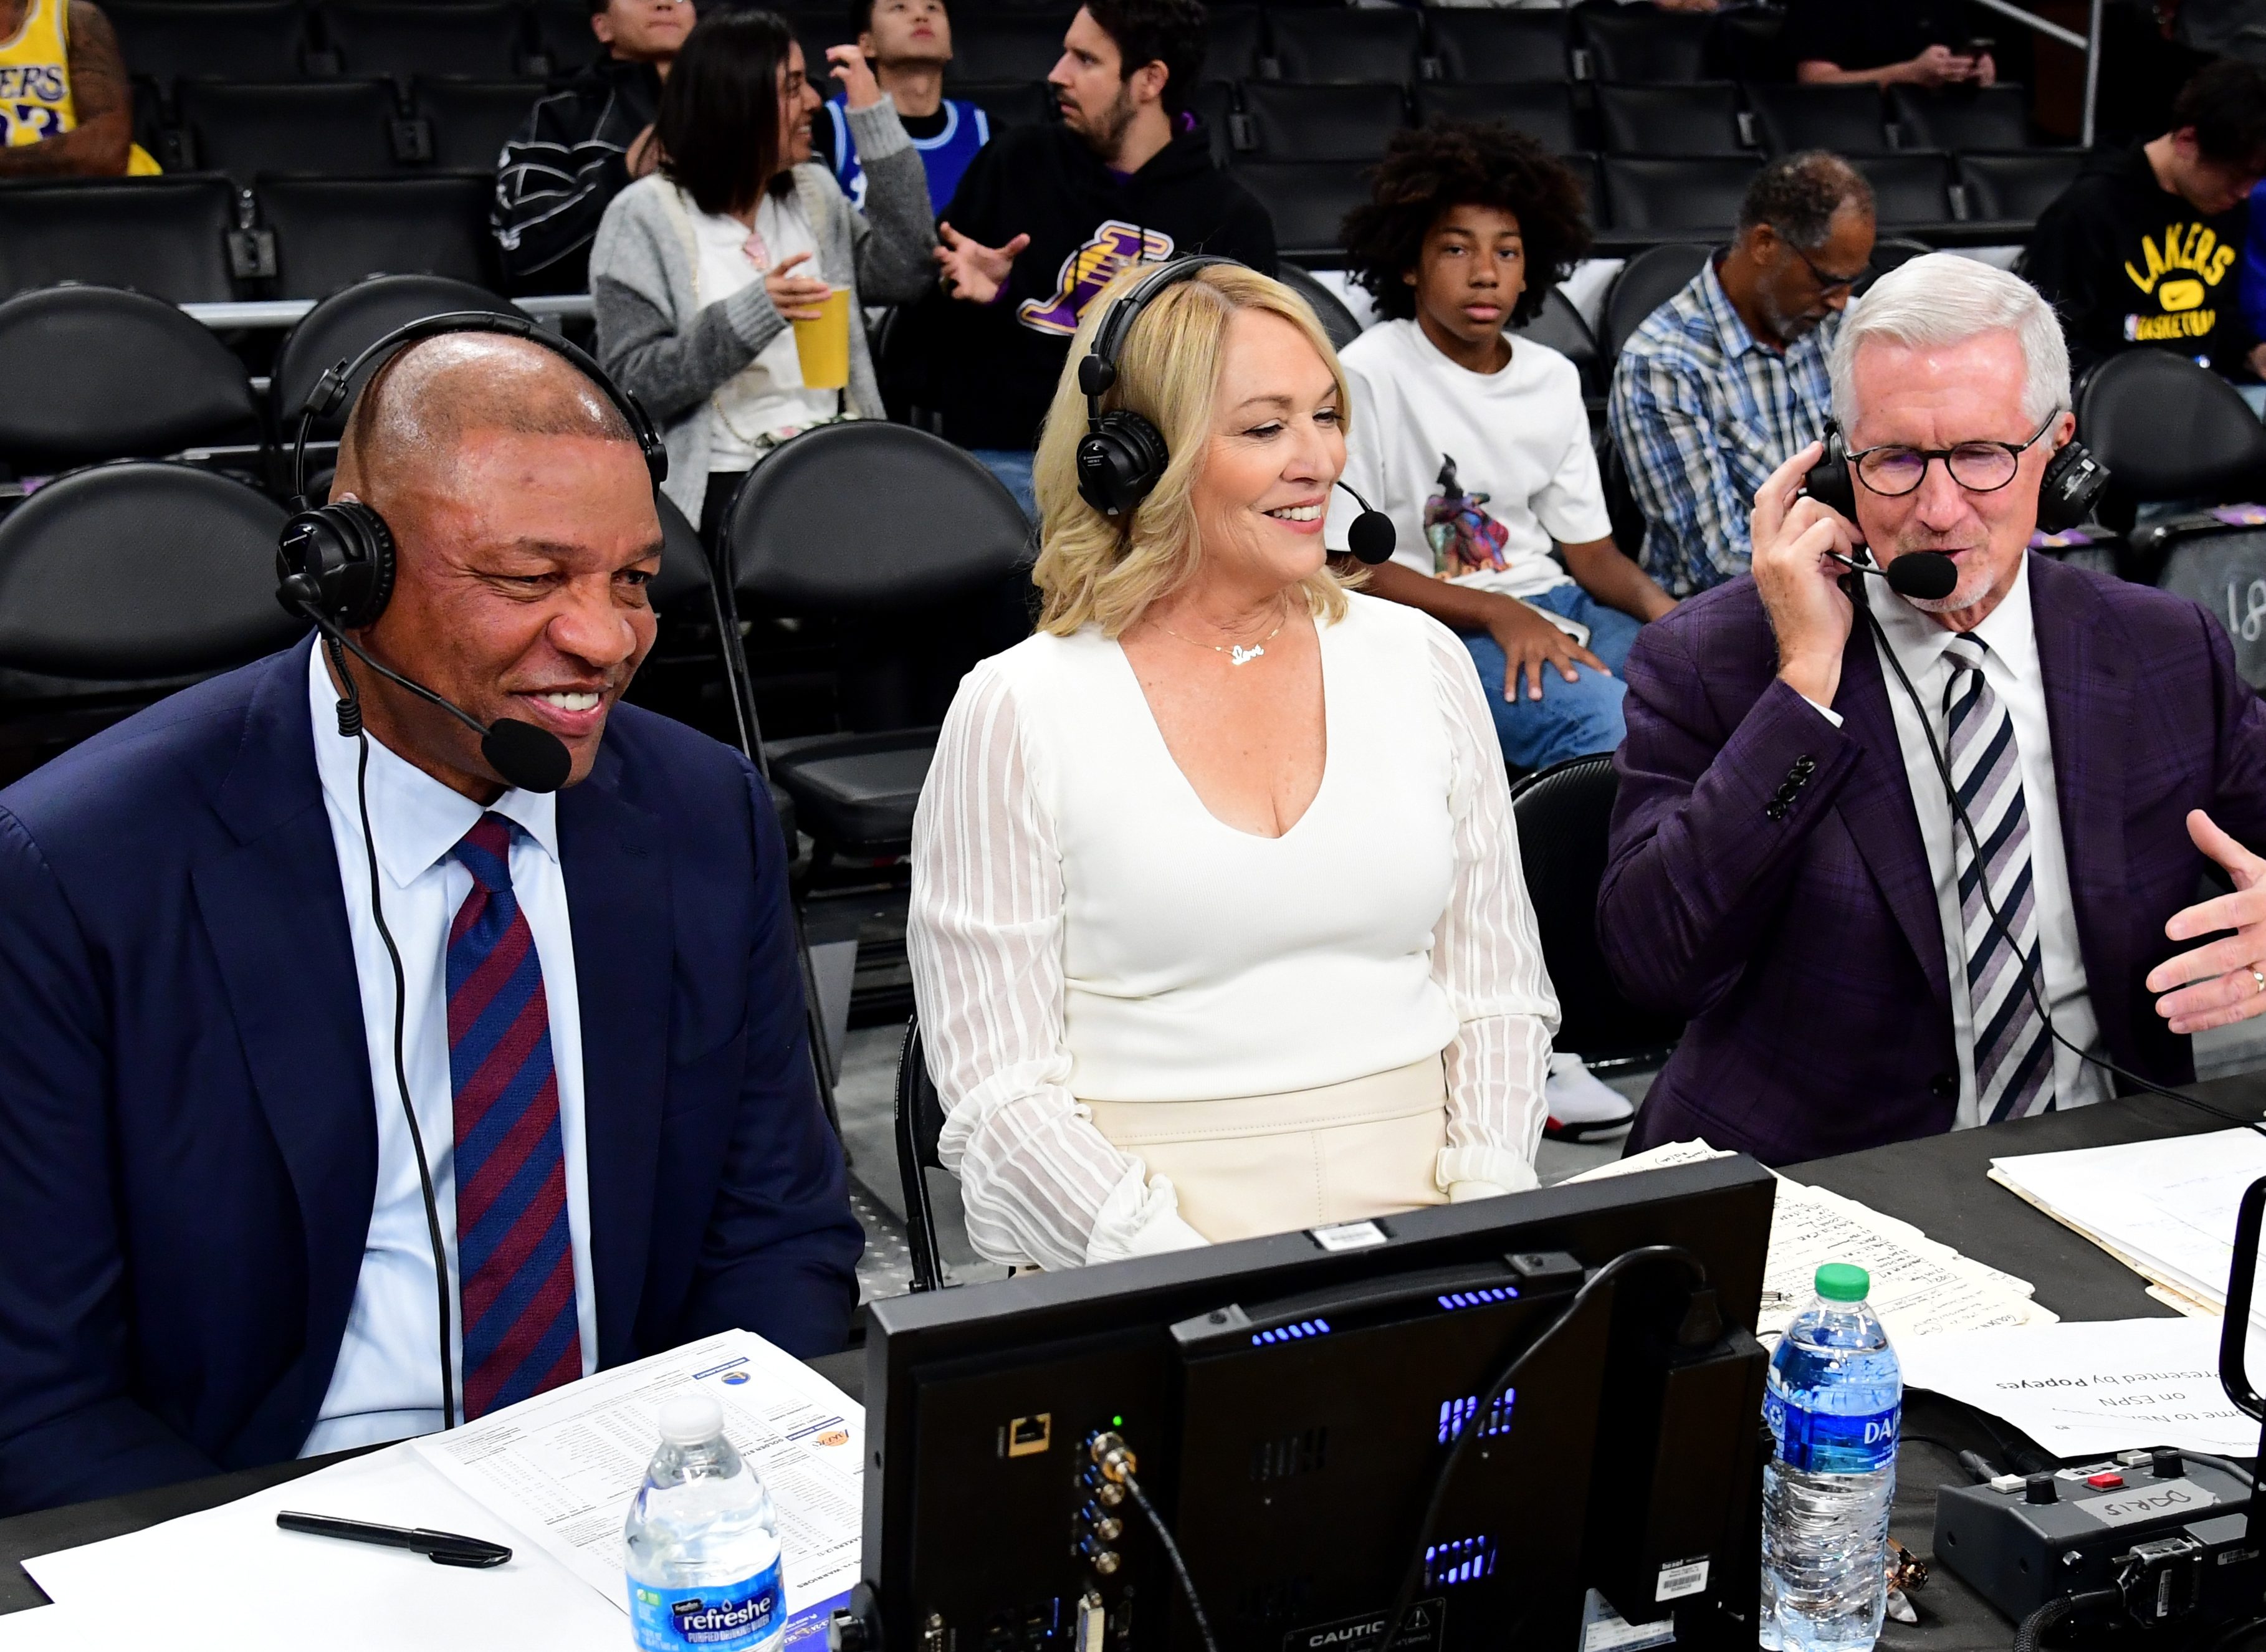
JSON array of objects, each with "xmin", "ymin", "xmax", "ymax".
[
  {"xmin": 275, "ymin": 310, "xmax": 669, "ymax": 631},
  {"xmin": 1072, "ymin": 257, "xmax": 1396, "ymax": 564}
]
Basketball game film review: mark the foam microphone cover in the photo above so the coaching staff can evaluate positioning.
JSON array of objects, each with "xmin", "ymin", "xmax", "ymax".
[
  {"xmin": 483, "ymin": 718, "xmax": 572, "ymax": 794},
  {"xmin": 1885, "ymin": 551, "xmax": 1958, "ymax": 601},
  {"xmin": 1346, "ymin": 508, "xmax": 1397, "ymax": 566}
]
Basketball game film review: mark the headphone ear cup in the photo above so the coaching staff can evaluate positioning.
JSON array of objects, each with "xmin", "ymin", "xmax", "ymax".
[
  {"xmin": 1804, "ymin": 426, "xmax": 1858, "ymax": 521},
  {"xmin": 276, "ymin": 500, "xmax": 397, "ymax": 629},
  {"xmin": 1076, "ymin": 411, "xmax": 1170, "ymax": 517},
  {"xmin": 2035, "ymin": 439, "xmax": 2108, "ymax": 535}
]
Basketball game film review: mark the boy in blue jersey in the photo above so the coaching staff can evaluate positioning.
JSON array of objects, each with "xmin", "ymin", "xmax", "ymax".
[{"xmin": 821, "ymin": 0, "xmax": 987, "ymax": 215}]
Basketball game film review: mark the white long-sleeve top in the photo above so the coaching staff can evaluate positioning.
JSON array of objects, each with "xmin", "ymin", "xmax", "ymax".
[{"xmin": 907, "ymin": 591, "xmax": 1561, "ymax": 1271}]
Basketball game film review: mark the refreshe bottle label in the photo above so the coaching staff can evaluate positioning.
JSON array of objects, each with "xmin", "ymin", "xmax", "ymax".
[
  {"xmin": 1763, "ymin": 1392, "xmax": 1900, "ymax": 1474},
  {"xmin": 630, "ymin": 1559, "xmax": 784, "ymax": 1650}
]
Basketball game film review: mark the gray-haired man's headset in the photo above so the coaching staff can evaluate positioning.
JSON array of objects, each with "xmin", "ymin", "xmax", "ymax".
[
  {"xmin": 273, "ymin": 310, "xmax": 670, "ymax": 796},
  {"xmin": 1073, "ymin": 256, "xmax": 1398, "ymax": 565}
]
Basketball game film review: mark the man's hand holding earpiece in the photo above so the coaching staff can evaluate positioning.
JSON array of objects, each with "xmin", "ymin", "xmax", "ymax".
[
  {"xmin": 2149, "ymin": 811, "xmax": 2266, "ymax": 1034},
  {"xmin": 1752, "ymin": 441, "xmax": 1860, "ymax": 710}
]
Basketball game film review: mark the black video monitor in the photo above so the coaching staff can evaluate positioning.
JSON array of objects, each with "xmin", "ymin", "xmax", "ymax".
[{"xmin": 854, "ymin": 1156, "xmax": 1777, "ymax": 1652}]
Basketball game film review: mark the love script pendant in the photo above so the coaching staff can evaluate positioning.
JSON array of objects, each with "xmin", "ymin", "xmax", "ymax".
[{"xmin": 1230, "ymin": 644, "xmax": 1264, "ymax": 666}]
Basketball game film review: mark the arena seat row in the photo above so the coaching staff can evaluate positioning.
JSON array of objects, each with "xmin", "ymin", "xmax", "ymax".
[
  {"xmin": 1183, "ymin": 79, "xmax": 2044, "ymax": 165},
  {"xmin": 0, "ymin": 173, "xmax": 498, "ymax": 305},
  {"xmin": 110, "ymin": 0, "xmax": 581, "ymax": 91},
  {"xmin": 1240, "ymin": 148, "xmax": 2088, "ymax": 260},
  {"xmin": 138, "ymin": 77, "xmax": 537, "ymax": 181}
]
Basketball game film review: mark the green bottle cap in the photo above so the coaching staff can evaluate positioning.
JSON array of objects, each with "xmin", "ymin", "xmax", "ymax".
[{"xmin": 1815, "ymin": 1263, "xmax": 1870, "ymax": 1302}]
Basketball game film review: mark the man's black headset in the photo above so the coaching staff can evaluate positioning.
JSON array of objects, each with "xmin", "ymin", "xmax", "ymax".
[
  {"xmin": 1073, "ymin": 257, "xmax": 1397, "ymax": 564},
  {"xmin": 1804, "ymin": 415, "xmax": 2108, "ymax": 542},
  {"xmin": 274, "ymin": 311, "xmax": 669, "ymax": 796}
]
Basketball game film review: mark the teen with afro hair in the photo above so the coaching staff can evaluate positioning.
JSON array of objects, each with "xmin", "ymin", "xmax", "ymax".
[{"xmin": 1323, "ymin": 120, "xmax": 1673, "ymax": 1140}]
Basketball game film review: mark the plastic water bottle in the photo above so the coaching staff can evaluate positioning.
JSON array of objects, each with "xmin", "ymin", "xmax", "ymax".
[
  {"xmin": 625, "ymin": 1393, "xmax": 787, "ymax": 1652},
  {"xmin": 1760, "ymin": 1263, "xmax": 1901, "ymax": 1652}
]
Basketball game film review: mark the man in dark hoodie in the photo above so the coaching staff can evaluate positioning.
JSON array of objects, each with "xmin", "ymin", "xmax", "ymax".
[
  {"xmin": 919, "ymin": 0, "xmax": 1275, "ymax": 512},
  {"xmin": 491, "ymin": 0, "xmax": 692, "ymax": 295},
  {"xmin": 2026, "ymin": 57, "xmax": 2266, "ymax": 393}
]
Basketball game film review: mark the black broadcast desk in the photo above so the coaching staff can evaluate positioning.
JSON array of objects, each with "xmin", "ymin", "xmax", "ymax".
[{"xmin": 1, "ymin": 1079, "xmax": 2257, "ymax": 1646}]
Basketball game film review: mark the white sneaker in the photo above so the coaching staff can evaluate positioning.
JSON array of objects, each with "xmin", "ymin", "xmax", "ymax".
[{"xmin": 1544, "ymin": 1052, "xmax": 1635, "ymax": 1142}]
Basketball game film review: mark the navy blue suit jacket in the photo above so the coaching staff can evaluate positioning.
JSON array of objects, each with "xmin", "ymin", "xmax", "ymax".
[{"xmin": 0, "ymin": 639, "xmax": 863, "ymax": 1514}]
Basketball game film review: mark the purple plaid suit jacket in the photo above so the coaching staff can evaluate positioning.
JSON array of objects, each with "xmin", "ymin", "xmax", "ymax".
[{"xmin": 1601, "ymin": 553, "xmax": 2266, "ymax": 1165}]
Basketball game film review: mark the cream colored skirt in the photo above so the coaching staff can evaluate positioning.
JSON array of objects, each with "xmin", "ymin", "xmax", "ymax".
[{"xmin": 1083, "ymin": 1054, "xmax": 1450, "ymax": 1244}]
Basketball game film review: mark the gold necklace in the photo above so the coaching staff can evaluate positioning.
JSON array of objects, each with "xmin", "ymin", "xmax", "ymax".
[{"xmin": 1150, "ymin": 599, "xmax": 1291, "ymax": 666}]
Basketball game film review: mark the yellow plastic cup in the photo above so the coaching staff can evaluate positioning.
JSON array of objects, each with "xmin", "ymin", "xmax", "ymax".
[{"xmin": 792, "ymin": 287, "xmax": 852, "ymax": 390}]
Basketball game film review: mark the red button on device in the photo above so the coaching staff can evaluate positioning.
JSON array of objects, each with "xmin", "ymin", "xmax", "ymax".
[{"xmin": 2087, "ymin": 1473, "xmax": 2125, "ymax": 1489}]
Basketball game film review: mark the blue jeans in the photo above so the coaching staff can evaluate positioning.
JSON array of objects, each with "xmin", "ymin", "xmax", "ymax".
[
  {"xmin": 970, "ymin": 448, "xmax": 1036, "ymax": 520},
  {"xmin": 1461, "ymin": 585, "xmax": 1642, "ymax": 773}
]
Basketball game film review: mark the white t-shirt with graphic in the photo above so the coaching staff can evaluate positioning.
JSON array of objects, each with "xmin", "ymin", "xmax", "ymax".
[
  {"xmin": 690, "ymin": 189, "xmax": 840, "ymax": 469},
  {"xmin": 1326, "ymin": 318, "xmax": 1612, "ymax": 601}
]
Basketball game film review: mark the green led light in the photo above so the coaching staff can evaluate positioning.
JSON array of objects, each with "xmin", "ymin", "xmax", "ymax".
[{"xmin": 1111, "ymin": 1415, "xmax": 1124, "ymax": 1428}]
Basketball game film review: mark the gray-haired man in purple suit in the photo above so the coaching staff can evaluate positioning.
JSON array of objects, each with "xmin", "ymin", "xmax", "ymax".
[{"xmin": 1603, "ymin": 252, "xmax": 2266, "ymax": 1165}]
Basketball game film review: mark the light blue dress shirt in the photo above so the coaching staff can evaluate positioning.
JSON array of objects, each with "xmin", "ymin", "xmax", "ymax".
[{"xmin": 300, "ymin": 644, "xmax": 599, "ymax": 1455}]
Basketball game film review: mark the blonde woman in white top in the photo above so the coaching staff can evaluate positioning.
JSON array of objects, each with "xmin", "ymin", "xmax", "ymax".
[{"xmin": 907, "ymin": 260, "xmax": 1560, "ymax": 1272}]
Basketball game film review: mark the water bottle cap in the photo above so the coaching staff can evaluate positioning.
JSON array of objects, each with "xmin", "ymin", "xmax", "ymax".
[
  {"xmin": 659, "ymin": 1392, "xmax": 725, "ymax": 1446},
  {"xmin": 1814, "ymin": 1263, "xmax": 1870, "ymax": 1302}
]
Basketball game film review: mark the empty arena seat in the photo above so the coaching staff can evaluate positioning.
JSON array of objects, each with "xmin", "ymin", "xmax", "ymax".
[
  {"xmin": 1958, "ymin": 150, "xmax": 2085, "ymax": 224},
  {"xmin": 270, "ymin": 272, "xmax": 518, "ymax": 436},
  {"xmin": 2079, "ymin": 350, "xmax": 2266, "ymax": 527},
  {"xmin": 530, "ymin": 0, "xmax": 600, "ymax": 74},
  {"xmin": 1229, "ymin": 160, "xmax": 1365, "ymax": 259},
  {"xmin": 1511, "ymin": 287, "xmax": 1600, "ymax": 398},
  {"xmin": 0, "ymin": 287, "xmax": 259, "ymax": 472},
  {"xmin": 947, "ymin": 16, "xmax": 1068, "ymax": 84},
  {"xmin": 1191, "ymin": 79, "xmax": 1236, "ymax": 163},
  {"xmin": 1709, "ymin": 4, "xmax": 1790, "ymax": 82},
  {"xmin": 317, "ymin": 1, "xmax": 531, "ymax": 83},
  {"xmin": 1743, "ymin": 81, "xmax": 1890, "ymax": 155},
  {"xmin": 1601, "ymin": 241, "xmax": 1709, "ymax": 362},
  {"xmin": 414, "ymin": 77, "xmax": 544, "ymax": 171},
  {"xmin": 1889, "ymin": 84, "xmax": 2032, "ymax": 152},
  {"xmin": 1413, "ymin": 80, "xmax": 1579, "ymax": 153},
  {"xmin": 1264, "ymin": 8, "xmax": 1425, "ymax": 86},
  {"xmin": 1426, "ymin": 9, "xmax": 1569, "ymax": 82},
  {"xmin": 106, "ymin": 0, "xmax": 306, "ymax": 88},
  {"xmin": 0, "ymin": 174, "xmax": 239, "ymax": 303},
  {"xmin": 1600, "ymin": 155, "xmax": 1756, "ymax": 235},
  {"xmin": 1239, "ymin": 82, "xmax": 1404, "ymax": 162},
  {"xmin": 951, "ymin": 79, "xmax": 1054, "ymax": 135},
  {"xmin": 1595, "ymin": 82, "xmax": 1746, "ymax": 156},
  {"xmin": 1857, "ymin": 151, "xmax": 1956, "ymax": 227},
  {"xmin": 174, "ymin": 79, "xmax": 407, "ymax": 181},
  {"xmin": 1204, "ymin": 5, "xmax": 1264, "ymax": 82},
  {"xmin": 1278, "ymin": 263, "xmax": 1360, "ymax": 351},
  {"xmin": 259, "ymin": 173, "xmax": 498, "ymax": 297},
  {"xmin": 1576, "ymin": 4, "xmax": 1711, "ymax": 83}
]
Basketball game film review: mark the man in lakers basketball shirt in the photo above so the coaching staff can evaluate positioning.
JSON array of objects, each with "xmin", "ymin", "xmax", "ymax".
[
  {"xmin": 2027, "ymin": 59, "xmax": 2266, "ymax": 395},
  {"xmin": 911, "ymin": 0, "xmax": 1273, "ymax": 514},
  {"xmin": 0, "ymin": 0, "xmax": 158, "ymax": 175}
]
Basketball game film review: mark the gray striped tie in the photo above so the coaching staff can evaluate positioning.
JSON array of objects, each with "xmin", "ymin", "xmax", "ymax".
[{"xmin": 1943, "ymin": 635, "xmax": 2053, "ymax": 1122}]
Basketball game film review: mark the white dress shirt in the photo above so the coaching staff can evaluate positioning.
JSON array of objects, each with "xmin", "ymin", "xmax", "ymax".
[
  {"xmin": 907, "ymin": 594, "xmax": 1560, "ymax": 1272},
  {"xmin": 301, "ymin": 646, "xmax": 598, "ymax": 1455},
  {"xmin": 1853, "ymin": 562, "xmax": 2109, "ymax": 1124}
]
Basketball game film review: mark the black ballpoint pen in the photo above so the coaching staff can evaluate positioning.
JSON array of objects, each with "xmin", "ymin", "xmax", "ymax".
[{"xmin": 277, "ymin": 1510, "xmax": 514, "ymax": 1567}]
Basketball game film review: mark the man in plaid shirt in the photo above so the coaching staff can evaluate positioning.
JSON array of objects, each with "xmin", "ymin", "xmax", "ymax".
[{"xmin": 1609, "ymin": 153, "xmax": 1876, "ymax": 596}]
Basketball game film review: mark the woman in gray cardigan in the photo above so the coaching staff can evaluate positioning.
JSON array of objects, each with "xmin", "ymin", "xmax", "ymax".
[{"xmin": 591, "ymin": 8, "xmax": 935, "ymax": 537}]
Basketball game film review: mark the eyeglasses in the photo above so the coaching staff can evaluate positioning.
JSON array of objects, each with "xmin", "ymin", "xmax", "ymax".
[
  {"xmin": 1791, "ymin": 244, "xmax": 1872, "ymax": 295},
  {"xmin": 1850, "ymin": 413, "xmax": 2060, "ymax": 497}
]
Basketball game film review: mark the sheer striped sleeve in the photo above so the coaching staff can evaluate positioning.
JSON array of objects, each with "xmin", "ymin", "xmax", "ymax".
[
  {"xmin": 907, "ymin": 661, "xmax": 1207, "ymax": 1270},
  {"xmin": 1420, "ymin": 621, "xmax": 1561, "ymax": 1196}
]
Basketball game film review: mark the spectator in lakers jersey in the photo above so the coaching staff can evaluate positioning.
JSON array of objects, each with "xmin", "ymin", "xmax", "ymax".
[
  {"xmin": 0, "ymin": 0, "xmax": 158, "ymax": 175},
  {"xmin": 818, "ymin": 0, "xmax": 987, "ymax": 217},
  {"xmin": 912, "ymin": 0, "xmax": 1273, "ymax": 514}
]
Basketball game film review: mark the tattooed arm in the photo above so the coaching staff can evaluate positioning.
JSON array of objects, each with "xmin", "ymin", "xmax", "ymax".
[{"xmin": 0, "ymin": 0, "xmax": 133, "ymax": 176}]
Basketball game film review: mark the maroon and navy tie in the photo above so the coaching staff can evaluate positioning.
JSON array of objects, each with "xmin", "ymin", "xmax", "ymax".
[{"xmin": 447, "ymin": 812, "xmax": 583, "ymax": 1419}]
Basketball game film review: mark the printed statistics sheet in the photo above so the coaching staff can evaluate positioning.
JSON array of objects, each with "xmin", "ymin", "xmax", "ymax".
[{"xmin": 414, "ymin": 1327, "xmax": 863, "ymax": 1643}]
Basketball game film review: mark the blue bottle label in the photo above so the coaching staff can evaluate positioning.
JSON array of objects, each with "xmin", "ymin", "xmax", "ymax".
[
  {"xmin": 1764, "ymin": 1392, "xmax": 1900, "ymax": 1473},
  {"xmin": 629, "ymin": 1560, "xmax": 785, "ymax": 1650}
]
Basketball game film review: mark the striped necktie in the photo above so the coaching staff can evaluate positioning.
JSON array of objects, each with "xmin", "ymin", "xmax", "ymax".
[
  {"xmin": 1942, "ymin": 636, "xmax": 2054, "ymax": 1123},
  {"xmin": 447, "ymin": 812, "xmax": 582, "ymax": 1419}
]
